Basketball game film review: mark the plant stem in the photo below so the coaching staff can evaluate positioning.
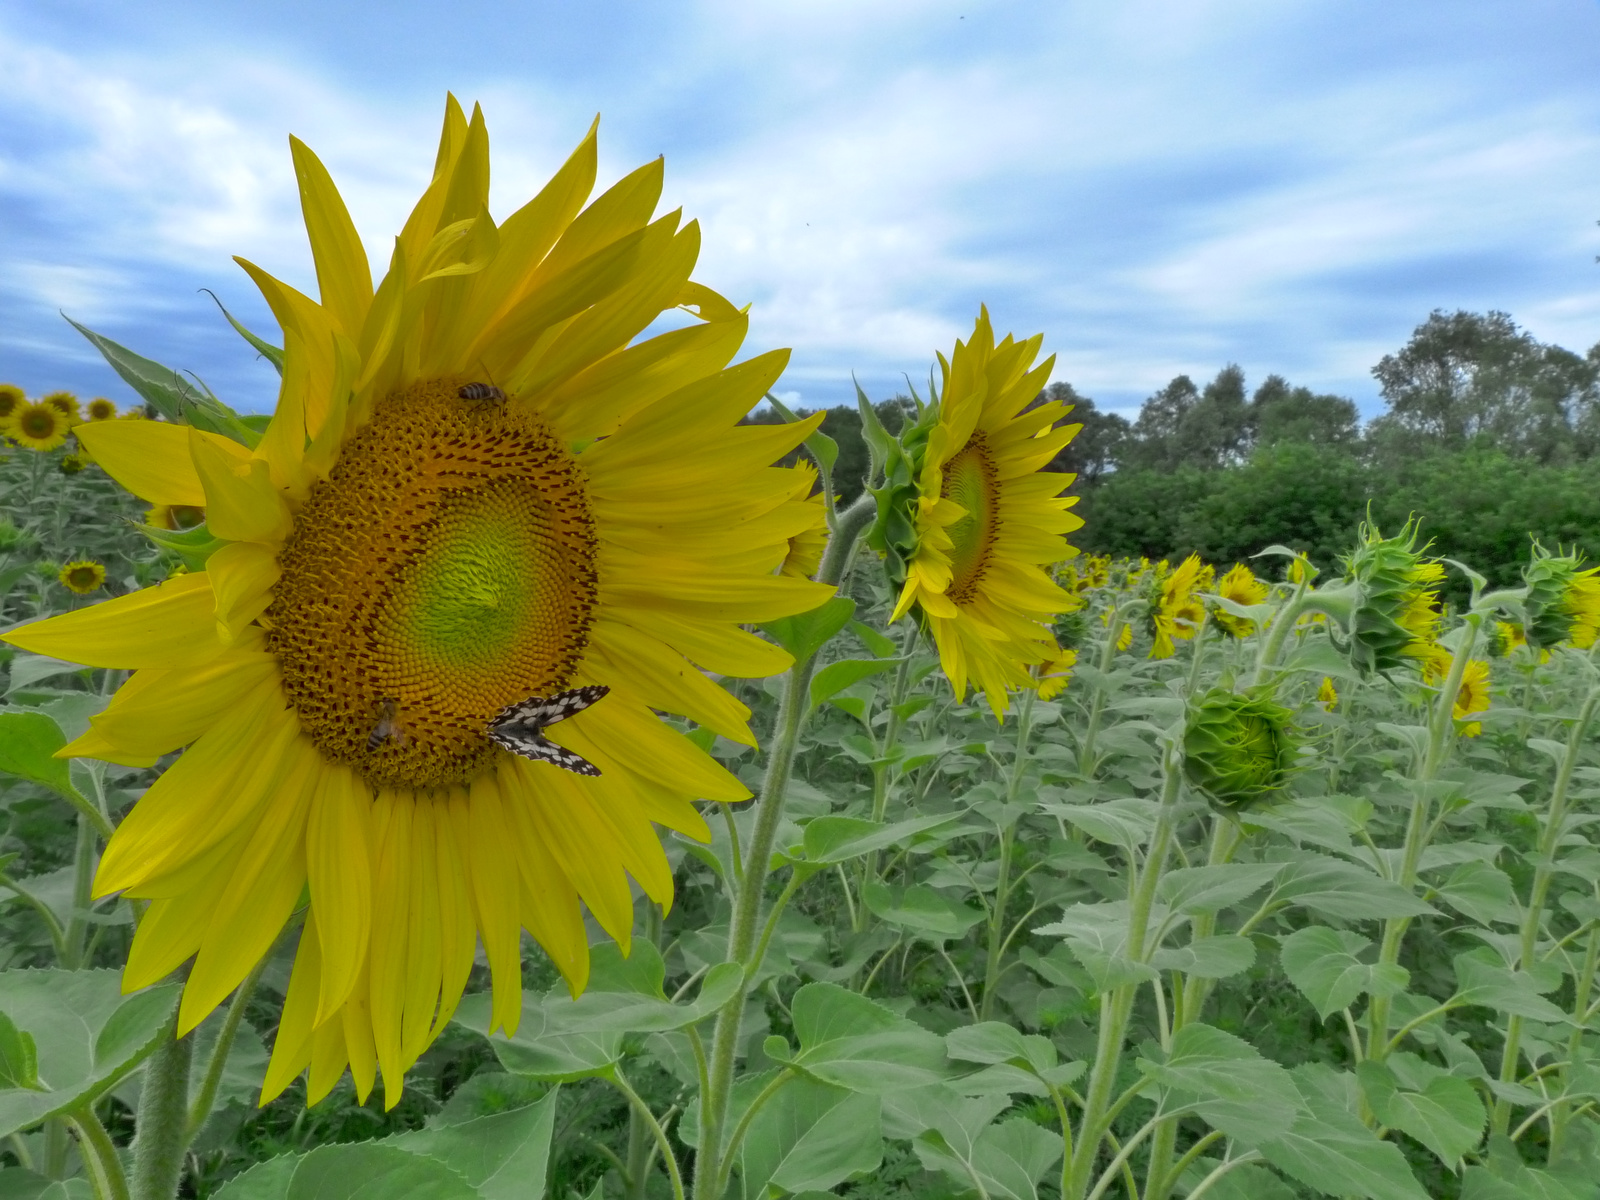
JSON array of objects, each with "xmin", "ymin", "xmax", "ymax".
[
  {"xmin": 1550, "ymin": 923, "xmax": 1600, "ymax": 1158},
  {"xmin": 981, "ymin": 687, "xmax": 1036, "ymax": 1019},
  {"xmin": 610, "ymin": 1067, "xmax": 685, "ymax": 1200},
  {"xmin": 1492, "ymin": 680, "xmax": 1600, "ymax": 1135},
  {"xmin": 69, "ymin": 1107, "xmax": 130, "ymax": 1200},
  {"xmin": 61, "ymin": 812, "xmax": 97, "ymax": 970},
  {"xmin": 693, "ymin": 494, "xmax": 873, "ymax": 1200},
  {"xmin": 186, "ymin": 953, "xmax": 269, "ymax": 1140},
  {"xmin": 129, "ymin": 1028, "xmax": 193, "ymax": 1200},
  {"xmin": 1248, "ymin": 578, "xmax": 1310, "ymax": 688},
  {"xmin": 1079, "ymin": 600, "xmax": 1137, "ymax": 777},
  {"xmin": 855, "ymin": 637, "xmax": 916, "ymax": 932}
]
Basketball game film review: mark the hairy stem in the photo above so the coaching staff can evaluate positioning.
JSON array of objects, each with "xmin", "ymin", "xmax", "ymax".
[{"xmin": 129, "ymin": 1028, "xmax": 193, "ymax": 1200}]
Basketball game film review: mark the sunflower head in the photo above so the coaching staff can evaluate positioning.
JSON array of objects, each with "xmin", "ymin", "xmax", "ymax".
[
  {"xmin": 1183, "ymin": 687, "xmax": 1297, "ymax": 811},
  {"xmin": 1213, "ymin": 563, "xmax": 1268, "ymax": 638},
  {"xmin": 1454, "ymin": 659, "xmax": 1491, "ymax": 736},
  {"xmin": 1317, "ymin": 676, "xmax": 1338, "ymax": 711},
  {"xmin": 11, "ymin": 401, "xmax": 69, "ymax": 451},
  {"xmin": 1337, "ymin": 520, "xmax": 1443, "ymax": 675},
  {"xmin": 1146, "ymin": 553, "xmax": 1207, "ymax": 658},
  {"xmin": 41, "ymin": 391, "xmax": 80, "ymax": 422},
  {"xmin": 59, "ymin": 452, "xmax": 89, "ymax": 475},
  {"xmin": 872, "ymin": 308, "xmax": 1083, "ymax": 715},
  {"xmin": 86, "ymin": 397, "xmax": 118, "ymax": 421},
  {"xmin": 1035, "ymin": 646, "xmax": 1077, "ymax": 700},
  {"xmin": 778, "ymin": 461, "xmax": 828, "ymax": 579},
  {"xmin": 1487, "ymin": 620, "xmax": 1526, "ymax": 658},
  {"xmin": 57, "ymin": 560, "xmax": 106, "ymax": 595},
  {"xmin": 0, "ymin": 384, "xmax": 22, "ymax": 427},
  {"xmin": 1523, "ymin": 542, "xmax": 1600, "ymax": 650}
]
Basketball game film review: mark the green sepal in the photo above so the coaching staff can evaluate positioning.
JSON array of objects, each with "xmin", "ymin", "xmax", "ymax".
[
  {"xmin": 202, "ymin": 288, "xmax": 285, "ymax": 374},
  {"xmin": 1521, "ymin": 541, "xmax": 1591, "ymax": 649},
  {"xmin": 1183, "ymin": 686, "xmax": 1298, "ymax": 812},
  {"xmin": 134, "ymin": 520, "xmax": 228, "ymax": 571}
]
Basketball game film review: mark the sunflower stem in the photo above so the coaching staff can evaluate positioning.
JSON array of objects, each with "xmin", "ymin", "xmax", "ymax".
[
  {"xmin": 1078, "ymin": 599, "xmax": 1139, "ymax": 778},
  {"xmin": 187, "ymin": 953, "xmax": 270, "ymax": 1141},
  {"xmin": 694, "ymin": 494, "xmax": 873, "ymax": 1200},
  {"xmin": 981, "ymin": 687, "xmax": 1036, "ymax": 1020},
  {"xmin": 129, "ymin": 1026, "xmax": 192, "ymax": 1200}
]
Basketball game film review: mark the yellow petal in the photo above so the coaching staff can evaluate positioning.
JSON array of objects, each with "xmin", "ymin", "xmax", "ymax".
[
  {"xmin": 3, "ymin": 573, "xmax": 226, "ymax": 669},
  {"xmin": 467, "ymin": 774, "xmax": 526, "ymax": 1036},
  {"xmin": 307, "ymin": 764, "xmax": 371, "ymax": 1024},
  {"xmin": 208, "ymin": 542, "xmax": 281, "ymax": 642},
  {"xmin": 73, "ymin": 421, "xmax": 204, "ymax": 506},
  {"xmin": 260, "ymin": 913, "xmax": 323, "ymax": 1104},
  {"xmin": 189, "ymin": 428, "xmax": 292, "ymax": 544},
  {"xmin": 289, "ymin": 135, "xmax": 374, "ymax": 340}
]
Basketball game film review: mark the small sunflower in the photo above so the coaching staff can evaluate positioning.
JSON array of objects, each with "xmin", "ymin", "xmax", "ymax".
[
  {"xmin": 1183, "ymin": 687, "xmax": 1296, "ymax": 811},
  {"xmin": 59, "ymin": 453, "xmax": 90, "ymax": 475},
  {"xmin": 0, "ymin": 384, "xmax": 23, "ymax": 431},
  {"xmin": 872, "ymin": 309, "xmax": 1083, "ymax": 716},
  {"xmin": 87, "ymin": 397, "xmax": 119, "ymax": 421},
  {"xmin": 9, "ymin": 98, "xmax": 832, "ymax": 1108},
  {"xmin": 58, "ymin": 561, "xmax": 106, "ymax": 595},
  {"xmin": 1148, "ymin": 553, "xmax": 1209, "ymax": 659},
  {"xmin": 1213, "ymin": 563, "xmax": 1268, "ymax": 639},
  {"xmin": 146, "ymin": 504, "xmax": 207, "ymax": 531},
  {"xmin": 1035, "ymin": 645, "xmax": 1076, "ymax": 700},
  {"xmin": 1487, "ymin": 620, "xmax": 1526, "ymax": 658},
  {"xmin": 1454, "ymin": 659, "xmax": 1491, "ymax": 737},
  {"xmin": 778, "ymin": 461, "xmax": 827, "ymax": 580},
  {"xmin": 11, "ymin": 401, "xmax": 69, "ymax": 451},
  {"xmin": 41, "ymin": 391, "xmax": 81, "ymax": 423},
  {"xmin": 1317, "ymin": 676, "xmax": 1338, "ymax": 711}
]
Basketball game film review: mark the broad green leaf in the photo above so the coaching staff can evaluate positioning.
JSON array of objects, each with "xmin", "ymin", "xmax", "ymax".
[
  {"xmin": 0, "ymin": 970, "xmax": 180, "ymax": 1138},
  {"xmin": 967, "ymin": 1118, "xmax": 1063, "ymax": 1200},
  {"xmin": 850, "ymin": 621, "xmax": 898, "ymax": 659},
  {"xmin": 1463, "ymin": 1133, "xmax": 1590, "ymax": 1199},
  {"xmin": 945, "ymin": 1023, "xmax": 1057, "ymax": 1076},
  {"xmin": 3, "ymin": 655, "xmax": 88, "ymax": 696},
  {"xmin": 1357, "ymin": 1057, "xmax": 1484, "ymax": 1169},
  {"xmin": 736, "ymin": 1078, "xmax": 881, "ymax": 1200},
  {"xmin": 774, "ymin": 984, "xmax": 949, "ymax": 1092},
  {"xmin": 1279, "ymin": 927, "xmax": 1410, "ymax": 1020},
  {"xmin": 760, "ymin": 597, "xmax": 855, "ymax": 663},
  {"xmin": 1150, "ymin": 935, "xmax": 1256, "ymax": 979},
  {"xmin": 0, "ymin": 1171, "xmax": 94, "ymax": 1200},
  {"xmin": 390, "ymin": 1086, "xmax": 558, "ymax": 1200},
  {"xmin": 812, "ymin": 658, "xmax": 898, "ymax": 709},
  {"xmin": 793, "ymin": 813, "xmax": 959, "ymax": 868},
  {"xmin": 0, "ymin": 712, "xmax": 82, "ymax": 807},
  {"xmin": 1138, "ymin": 1023, "xmax": 1299, "ymax": 1142},
  {"xmin": 453, "ymin": 994, "xmax": 621, "ymax": 1081},
  {"xmin": 862, "ymin": 883, "xmax": 983, "ymax": 942},
  {"xmin": 1255, "ymin": 1064, "xmax": 1430, "ymax": 1200},
  {"xmin": 203, "ymin": 289, "xmax": 286, "ymax": 373},
  {"xmin": 1041, "ymin": 797, "xmax": 1158, "ymax": 852},
  {"xmin": 1271, "ymin": 857, "xmax": 1436, "ymax": 920},
  {"xmin": 1036, "ymin": 901, "xmax": 1158, "ymax": 994},
  {"xmin": 213, "ymin": 1143, "xmax": 479, "ymax": 1200},
  {"xmin": 1177, "ymin": 1160, "xmax": 1296, "ymax": 1200},
  {"xmin": 1451, "ymin": 949, "xmax": 1567, "ymax": 1022},
  {"xmin": 0, "ymin": 1013, "xmax": 38, "ymax": 1090},
  {"xmin": 1157, "ymin": 863, "xmax": 1281, "ymax": 914},
  {"xmin": 1434, "ymin": 860, "xmax": 1520, "ymax": 926},
  {"xmin": 911, "ymin": 1099, "xmax": 1061, "ymax": 1200},
  {"xmin": 1283, "ymin": 639, "xmax": 1367, "ymax": 683}
]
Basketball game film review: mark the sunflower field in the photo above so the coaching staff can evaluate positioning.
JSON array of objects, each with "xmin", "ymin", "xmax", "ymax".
[{"xmin": 3, "ymin": 98, "xmax": 1600, "ymax": 1200}]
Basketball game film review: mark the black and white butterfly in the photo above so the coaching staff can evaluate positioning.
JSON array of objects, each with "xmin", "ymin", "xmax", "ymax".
[{"xmin": 487, "ymin": 685, "xmax": 610, "ymax": 776}]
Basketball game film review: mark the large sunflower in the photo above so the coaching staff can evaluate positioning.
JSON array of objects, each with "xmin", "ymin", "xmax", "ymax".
[
  {"xmin": 5, "ymin": 98, "xmax": 831, "ymax": 1107},
  {"xmin": 882, "ymin": 309, "xmax": 1082, "ymax": 715}
]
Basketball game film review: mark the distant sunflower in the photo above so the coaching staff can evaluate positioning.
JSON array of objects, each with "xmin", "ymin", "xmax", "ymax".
[
  {"xmin": 778, "ymin": 461, "xmax": 828, "ymax": 579},
  {"xmin": 11, "ymin": 401, "xmax": 69, "ymax": 451},
  {"xmin": 58, "ymin": 561, "xmax": 106, "ymax": 594},
  {"xmin": 1035, "ymin": 645, "xmax": 1076, "ymax": 700},
  {"xmin": 8, "ymin": 98, "xmax": 831, "ymax": 1108},
  {"xmin": 1148, "ymin": 554, "xmax": 1209, "ymax": 659},
  {"xmin": 41, "ymin": 391, "xmax": 80, "ymax": 423},
  {"xmin": 1454, "ymin": 659, "xmax": 1491, "ymax": 737},
  {"xmin": 1213, "ymin": 563, "xmax": 1268, "ymax": 639},
  {"xmin": 1317, "ymin": 677, "xmax": 1338, "ymax": 711},
  {"xmin": 0, "ymin": 384, "xmax": 23, "ymax": 432},
  {"xmin": 878, "ymin": 309, "xmax": 1082, "ymax": 716},
  {"xmin": 87, "ymin": 398, "xmax": 119, "ymax": 422}
]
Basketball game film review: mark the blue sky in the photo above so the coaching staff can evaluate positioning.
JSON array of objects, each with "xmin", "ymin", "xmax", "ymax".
[{"xmin": 2, "ymin": 0, "xmax": 1598, "ymax": 420}]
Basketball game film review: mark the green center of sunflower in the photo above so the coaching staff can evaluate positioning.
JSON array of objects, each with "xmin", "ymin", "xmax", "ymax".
[
  {"xmin": 267, "ymin": 377, "xmax": 598, "ymax": 788},
  {"xmin": 941, "ymin": 434, "xmax": 1000, "ymax": 604}
]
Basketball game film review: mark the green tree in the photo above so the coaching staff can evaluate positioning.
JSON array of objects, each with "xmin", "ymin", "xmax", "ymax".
[
  {"xmin": 1249, "ymin": 374, "xmax": 1360, "ymax": 448},
  {"xmin": 1035, "ymin": 383, "xmax": 1129, "ymax": 485}
]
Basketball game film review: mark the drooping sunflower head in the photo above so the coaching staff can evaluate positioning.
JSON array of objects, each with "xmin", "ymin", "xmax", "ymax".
[
  {"xmin": 1337, "ymin": 519, "xmax": 1443, "ymax": 675},
  {"xmin": 16, "ymin": 96, "xmax": 833, "ymax": 1109},
  {"xmin": 57, "ymin": 560, "xmax": 106, "ymax": 595},
  {"xmin": 1523, "ymin": 542, "xmax": 1600, "ymax": 650},
  {"xmin": 87, "ymin": 397, "xmax": 118, "ymax": 421},
  {"xmin": 0, "ymin": 384, "xmax": 22, "ymax": 429},
  {"xmin": 41, "ymin": 391, "xmax": 80, "ymax": 422},
  {"xmin": 778, "ymin": 460, "xmax": 828, "ymax": 579},
  {"xmin": 872, "ymin": 308, "xmax": 1083, "ymax": 716},
  {"xmin": 1035, "ymin": 645, "xmax": 1077, "ymax": 700},
  {"xmin": 1487, "ymin": 620, "xmax": 1526, "ymax": 658},
  {"xmin": 1183, "ymin": 687, "xmax": 1297, "ymax": 811},
  {"xmin": 1213, "ymin": 562, "xmax": 1269, "ymax": 639},
  {"xmin": 11, "ymin": 401, "xmax": 68, "ymax": 451},
  {"xmin": 1146, "ymin": 553, "xmax": 1208, "ymax": 658}
]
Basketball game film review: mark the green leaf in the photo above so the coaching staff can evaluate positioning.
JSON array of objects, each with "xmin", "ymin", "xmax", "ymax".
[
  {"xmin": 760, "ymin": 597, "xmax": 856, "ymax": 663},
  {"xmin": 862, "ymin": 883, "xmax": 984, "ymax": 943},
  {"xmin": 1040, "ymin": 798, "xmax": 1158, "ymax": 852},
  {"xmin": 775, "ymin": 983, "xmax": 949, "ymax": 1092},
  {"xmin": 1451, "ymin": 949, "xmax": 1567, "ymax": 1022},
  {"xmin": 967, "ymin": 1118, "xmax": 1063, "ymax": 1200},
  {"xmin": 0, "ymin": 1013, "xmax": 39, "ymax": 1090},
  {"xmin": 1138, "ymin": 1023, "xmax": 1300, "ymax": 1143},
  {"xmin": 736, "ymin": 1078, "xmax": 881, "ymax": 1200},
  {"xmin": 202, "ymin": 288, "xmax": 285, "ymax": 373},
  {"xmin": 1150, "ymin": 934, "xmax": 1256, "ymax": 979},
  {"xmin": 1035, "ymin": 902, "xmax": 1158, "ymax": 994},
  {"xmin": 214, "ymin": 1143, "xmax": 479, "ymax": 1200},
  {"xmin": 1255, "ymin": 1064, "xmax": 1430, "ymax": 1200},
  {"xmin": 64, "ymin": 316, "xmax": 259, "ymax": 445},
  {"xmin": 792, "ymin": 814, "xmax": 959, "ymax": 869},
  {"xmin": 4, "ymin": 655, "xmax": 89, "ymax": 696},
  {"xmin": 0, "ymin": 970, "xmax": 180, "ymax": 1138},
  {"xmin": 390, "ymin": 1086, "xmax": 558, "ymax": 1200},
  {"xmin": 1271, "ymin": 856, "xmax": 1436, "ymax": 920},
  {"xmin": 1177, "ymin": 1160, "xmax": 1296, "ymax": 1200},
  {"xmin": 1157, "ymin": 863, "xmax": 1282, "ymax": 914},
  {"xmin": 850, "ymin": 621, "xmax": 898, "ymax": 659},
  {"xmin": 0, "ymin": 712, "xmax": 82, "ymax": 807},
  {"xmin": 912, "ymin": 1102, "xmax": 1062, "ymax": 1200},
  {"xmin": 812, "ymin": 658, "xmax": 899, "ymax": 709},
  {"xmin": 1358, "ymin": 1057, "xmax": 1484, "ymax": 1169},
  {"xmin": 1279, "ymin": 927, "xmax": 1410, "ymax": 1020},
  {"xmin": 1434, "ymin": 860, "xmax": 1521, "ymax": 926},
  {"xmin": 767, "ymin": 391, "xmax": 839, "ymax": 475},
  {"xmin": 944, "ymin": 1023, "xmax": 1058, "ymax": 1077}
]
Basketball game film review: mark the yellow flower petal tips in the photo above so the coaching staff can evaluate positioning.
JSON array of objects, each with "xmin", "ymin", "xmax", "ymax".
[
  {"xmin": 3, "ymin": 96, "xmax": 834, "ymax": 1109},
  {"xmin": 871, "ymin": 309, "xmax": 1083, "ymax": 717}
]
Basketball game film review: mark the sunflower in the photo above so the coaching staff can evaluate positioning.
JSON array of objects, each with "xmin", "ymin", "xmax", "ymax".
[
  {"xmin": 1317, "ymin": 676, "xmax": 1338, "ymax": 711},
  {"xmin": 778, "ymin": 461, "xmax": 828, "ymax": 579},
  {"xmin": 1213, "ymin": 563, "xmax": 1268, "ymax": 638},
  {"xmin": 11, "ymin": 401, "xmax": 69, "ymax": 451},
  {"xmin": 1487, "ymin": 620, "xmax": 1526, "ymax": 658},
  {"xmin": 146, "ymin": 504, "xmax": 207, "ymax": 531},
  {"xmin": 1035, "ymin": 645, "xmax": 1076, "ymax": 700},
  {"xmin": 0, "ymin": 384, "xmax": 22, "ymax": 431},
  {"xmin": 874, "ymin": 310, "xmax": 1081, "ymax": 716},
  {"xmin": 1148, "ymin": 553, "xmax": 1209, "ymax": 659},
  {"xmin": 41, "ymin": 391, "xmax": 81, "ymax": 422},
  {"xmin": 7, "ymin": 97, "xmax": 832, "ymax": 1108},
  {"xmin": 1453, "ymin": 659, "xmax": 1491, "ymax": 737},
  {"xmin": 58, "ymin": 560, "xmax": 106, "ymax": 594},
  {"xmin": 87, "ymin": 397, "xmax": 119, "ymax": 421}
]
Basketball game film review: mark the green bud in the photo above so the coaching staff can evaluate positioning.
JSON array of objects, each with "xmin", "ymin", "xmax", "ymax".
[
  {"xmin": 1336, "ymin": 519, "xmax": 1442, "ymax": 675},
  {"xmin": 1522, "ymin": 542, "xmax": 1599, "ymax": 649},
  {"xmin": 1183, "ymin": 687, "xmax": 1296, "ymax": 811}
]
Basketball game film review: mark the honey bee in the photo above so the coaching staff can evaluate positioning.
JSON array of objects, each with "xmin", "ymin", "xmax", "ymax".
[
  {"xmin": 457, "ymin": 381, "xmax": 508, "ymax": 408},
  {"xmin": 367, "ymin": 697, "xmax": 408, "ymax": 751}
]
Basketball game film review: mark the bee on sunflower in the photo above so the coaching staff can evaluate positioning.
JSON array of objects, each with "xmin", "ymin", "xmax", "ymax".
[
  {"xmin": 6, "ymin": 97, "xmax": 833, "ymax": 1107},
  {"xmin": 866, "ymin": 309, "xmax": 1083, "ymax": 716}
]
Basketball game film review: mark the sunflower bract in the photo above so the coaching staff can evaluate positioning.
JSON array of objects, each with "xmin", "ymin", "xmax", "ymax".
[
  {"xmin": 1523, "ymin": 542, "xmax": 1600, "ymax": 650},
  {"xmin": 1183, "ymin": 688, "xmax": 1297, "ymax": 811},
  {"xmin": 1337, "ymin": 520, "xmax": 1443, "ymax": 675},
  {"xmin": 1, "ymin": 96, "xmax": 834, "ymax": 1110}
]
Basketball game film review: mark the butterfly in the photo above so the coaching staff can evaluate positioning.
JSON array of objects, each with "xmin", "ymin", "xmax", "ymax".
[{"xmin": 487, "ymin": 685, "xmax": 610, "ymax": 776}]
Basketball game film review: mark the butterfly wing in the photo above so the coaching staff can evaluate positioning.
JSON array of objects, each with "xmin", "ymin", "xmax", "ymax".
[
  {"xmin": 488, "ymin": 723, "xmax": 601, "ymax": 776},
  {"xmin": 488, "ymin": 685, "xmax": 610, "ymax": 776}
]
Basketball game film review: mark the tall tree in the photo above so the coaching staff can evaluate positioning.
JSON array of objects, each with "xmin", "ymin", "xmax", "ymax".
[
  {"xmin": 1120, "ymin": 375, "xmax": 1200, "ymax": 472},
  {"xmin": 1249, "ymin": 374, "xmax": 1360, "ymax": 448}
]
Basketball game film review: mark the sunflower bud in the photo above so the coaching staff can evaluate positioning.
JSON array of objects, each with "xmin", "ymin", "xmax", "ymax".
[
  {"xmin": 1335, "ymin": 520, "xmax": 1443, "ymax": 675},
  {"xmin": 1183, "ymin": 687, "xmax": 1296, "ymax": 810},
  {"xmin": 1522, "ymin": 543, "xmax": 1600, "ymax": 650}
]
